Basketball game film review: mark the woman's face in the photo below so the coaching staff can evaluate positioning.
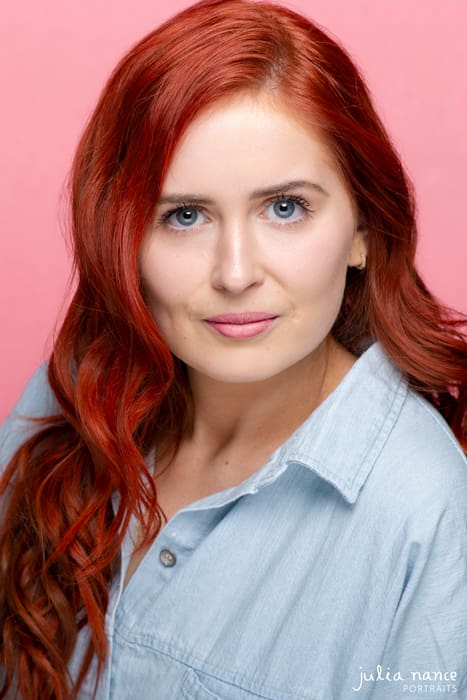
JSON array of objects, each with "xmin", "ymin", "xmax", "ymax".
[{"xmin": 139, "ymin": 93, "xmax": 366, "ymax": 384}]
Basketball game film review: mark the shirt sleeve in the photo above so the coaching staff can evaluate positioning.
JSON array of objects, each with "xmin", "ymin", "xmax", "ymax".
[
  {"xmin": 0, "ymin": 361, "xmax": 58, "ymax": 473},
  {"xmin": 370, "ymin": 497, "xmax": 467, "ymax": 699}
]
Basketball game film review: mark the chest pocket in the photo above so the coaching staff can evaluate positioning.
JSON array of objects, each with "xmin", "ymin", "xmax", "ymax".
[{"xmin": 181, "ymin": 667, "xmax": 278, "ymax": 700}]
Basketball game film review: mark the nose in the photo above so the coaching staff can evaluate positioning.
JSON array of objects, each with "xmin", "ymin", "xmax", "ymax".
[{"xmin": 210, "ymin": 220, "xmax": 264, "ymax": 294}]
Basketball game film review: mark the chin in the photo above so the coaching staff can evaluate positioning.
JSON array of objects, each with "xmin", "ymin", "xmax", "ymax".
[
  {"xmin": 187, "ymin": 357, "xmax": 301, "ymax": 385},
  {"xmin": 197, "ymin": 368, "xmax": 275, "ymax": 384}
]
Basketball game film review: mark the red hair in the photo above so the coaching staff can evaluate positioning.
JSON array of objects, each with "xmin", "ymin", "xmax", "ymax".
[{"xmin": 1, "ymin": 0, "xmax": 466, "ymax": 697}]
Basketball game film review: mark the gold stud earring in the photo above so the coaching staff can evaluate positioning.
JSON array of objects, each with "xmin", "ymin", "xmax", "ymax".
[{"xmin": 356, "ymin": 252, "xmax": 367, "ymax": 271}]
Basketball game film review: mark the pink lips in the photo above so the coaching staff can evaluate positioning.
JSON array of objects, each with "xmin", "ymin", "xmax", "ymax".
[{"xmin": 204, "ymin": 312, "xmax": 278, "ymax": 339}]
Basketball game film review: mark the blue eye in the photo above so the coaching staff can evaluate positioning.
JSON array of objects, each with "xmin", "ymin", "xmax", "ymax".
[
  {"xmin": 273, "ymin": 199, "xmax": 297, "ymax": 218},
  {"xmin": 162, "ymin": 206, "xmax": 207, "ymax": 229},
  {"xmin": 264, "ymin": 196, "xmax": 311, "ymax": 224}
]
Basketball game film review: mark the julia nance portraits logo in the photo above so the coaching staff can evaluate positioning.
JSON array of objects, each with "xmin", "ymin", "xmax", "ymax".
[{"xmin": 352, "ymin": 665, "xmax": 458, "ymax": 695}]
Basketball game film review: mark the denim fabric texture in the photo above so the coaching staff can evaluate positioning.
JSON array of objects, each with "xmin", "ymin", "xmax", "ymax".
[{"xmin": 1, "ymin": 342, "xmax": 466, "ymax": 699}]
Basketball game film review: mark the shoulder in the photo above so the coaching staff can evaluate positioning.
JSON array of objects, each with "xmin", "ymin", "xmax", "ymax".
[
  {"xmin": 0, "ymin": 361, "xmax": 60, "ymax": 471},
  {"xmin": 386, "ymin": 386, "xmax": 465, "ymax": 492},
  {"xmin": 365, "ymin": 381, "xmax": 467, "ymax": 532},
  {"xmin": 290, "ymin": 341, "xmax": 467, "ymax": 521}
]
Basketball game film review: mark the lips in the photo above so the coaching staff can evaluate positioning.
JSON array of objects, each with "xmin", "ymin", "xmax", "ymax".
[
  {"xmin": 203, "ymin": 312, "xmax": 278, "ymax": 339},
  {"xmin": 205, "ymin": 312, "xmax": 277, "ymax": 324}
]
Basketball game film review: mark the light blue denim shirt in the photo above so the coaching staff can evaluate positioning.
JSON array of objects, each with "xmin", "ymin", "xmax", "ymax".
[{"xmin": 1, "ymin": 342, "xmax": 467, "ymax": 699}]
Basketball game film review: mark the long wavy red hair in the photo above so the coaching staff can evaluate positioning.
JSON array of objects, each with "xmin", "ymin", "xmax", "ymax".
[{"xmin": 1, "ymin": 0, "xmax": 466, "ymax": 697}]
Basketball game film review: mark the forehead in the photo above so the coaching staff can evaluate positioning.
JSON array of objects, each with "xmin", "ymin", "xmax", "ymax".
[{"xmin": 161, "ymin": 92, "xmax": 342, "ymax": 195}]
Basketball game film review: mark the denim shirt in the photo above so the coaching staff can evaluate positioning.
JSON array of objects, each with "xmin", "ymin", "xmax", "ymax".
[{"xmin": 1, "ymin": 342, "xmax": 467, "ymax": 700}]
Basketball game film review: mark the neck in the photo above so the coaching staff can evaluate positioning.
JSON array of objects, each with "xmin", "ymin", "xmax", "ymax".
[{"xmin": 185, "ymin": 335, "xmax": 354, "ymax": 461}]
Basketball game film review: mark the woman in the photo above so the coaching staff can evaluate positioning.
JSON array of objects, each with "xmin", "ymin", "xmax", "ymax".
[{"xmin": 1, "ymin": 0, "xmax": 466, "ymax": 698}]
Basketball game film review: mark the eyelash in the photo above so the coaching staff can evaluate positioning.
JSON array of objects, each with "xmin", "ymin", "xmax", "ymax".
[{"xmin": 155, "ymin": 193, "xmax": 315, "ymax": 229}]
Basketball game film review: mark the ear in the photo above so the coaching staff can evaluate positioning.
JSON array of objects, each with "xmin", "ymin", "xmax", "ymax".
[{"xmin": 347, "ymin": 220, "xmax": 368, "ymax": 268}]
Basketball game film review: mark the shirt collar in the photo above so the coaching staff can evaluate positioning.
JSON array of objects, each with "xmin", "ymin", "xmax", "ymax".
[{"xmin": 275, "ymin": 342, "xmax": 408, "ymax": 504}]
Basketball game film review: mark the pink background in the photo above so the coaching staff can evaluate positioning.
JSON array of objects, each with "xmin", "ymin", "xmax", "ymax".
[{"xmin": 1, "ymin": 0, "xmax": 466, "ymax": 421}]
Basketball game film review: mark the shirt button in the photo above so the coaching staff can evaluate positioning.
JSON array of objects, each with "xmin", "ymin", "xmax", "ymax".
[{"xmin": 159, "ymin": 548, "xmax": 177, "ymax": 567}]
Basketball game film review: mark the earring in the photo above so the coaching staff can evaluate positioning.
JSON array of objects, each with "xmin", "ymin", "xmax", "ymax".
[{"xmin": 356, "ymin": 252, "xmax": 367, "ymax": 271}]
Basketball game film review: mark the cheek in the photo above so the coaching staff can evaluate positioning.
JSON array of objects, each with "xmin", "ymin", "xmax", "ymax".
[
  {"xmin": 283, "ymin": 233, "xmax": 353, "ymax": 337},
  {"xmin": 285, "ymin": 226, "xmax": 353, "ymax": 295},
  {"xmin": 139, "ymin": 245, "xmax": 174, "ymax": 314},
  {"xmin": 139, "ymin": 242, "xmax": 201, "ymax": 325}
]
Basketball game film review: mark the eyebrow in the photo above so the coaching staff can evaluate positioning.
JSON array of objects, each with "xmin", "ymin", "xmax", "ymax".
[{"xmin": 157, "ymin": 180, "xmax": 329, "ymax": 206}]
